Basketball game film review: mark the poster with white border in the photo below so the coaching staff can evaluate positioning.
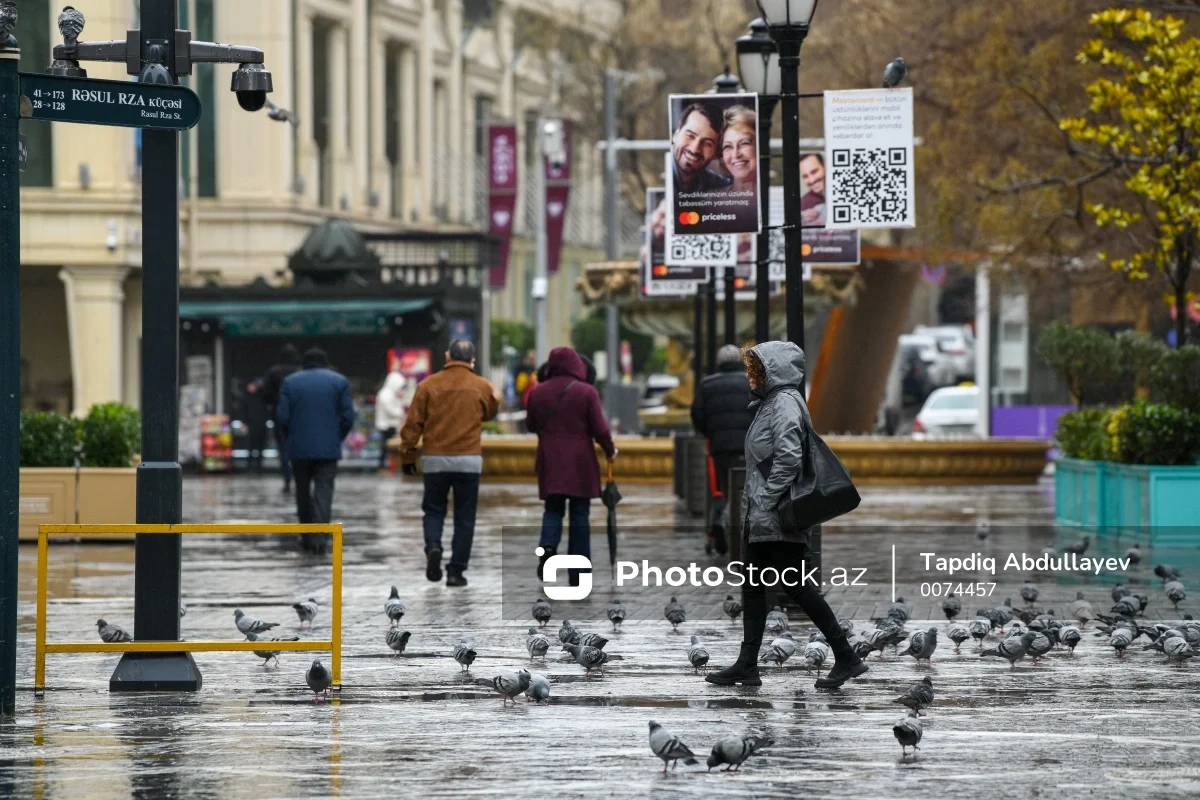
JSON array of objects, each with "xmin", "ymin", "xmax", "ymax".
[{"xmin": 824, "ymin": 87, "xmax": 916, "ymax": 230}]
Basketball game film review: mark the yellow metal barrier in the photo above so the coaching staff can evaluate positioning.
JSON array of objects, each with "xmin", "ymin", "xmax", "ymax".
[{"xmin": 35, "ymin": 523, "xmax": 343, "ymax": 694}]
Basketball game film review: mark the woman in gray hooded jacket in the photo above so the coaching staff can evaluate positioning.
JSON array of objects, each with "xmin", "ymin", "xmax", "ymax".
[{"xmin": 705, "ymin": 341, "xmax": 868, "ymax": 690}]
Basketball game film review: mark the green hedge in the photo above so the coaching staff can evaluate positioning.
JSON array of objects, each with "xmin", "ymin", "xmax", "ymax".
[
  {"xmin": 19, "ymin": 403, "xmax": 140, "ymax": 468},
  {"xmin": 1056, "ymin": 401, "xmax": 1200, "ymax": 466},
  {"xmin": 19, "ymin": 412, "xmax": 79, "ymax": 467}
]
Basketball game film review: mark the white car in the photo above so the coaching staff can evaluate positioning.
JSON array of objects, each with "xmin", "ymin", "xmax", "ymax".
[
  {"xmin": 914, "ymin": 325, "xmax": 976, "ymax": 381},
  {"xmin": 913, "ymin": 386, "xmax": 980, "ymax": 436},
  {"xmin": 898, "ymin": 334, "xmax": 956, "ymax": 388}
]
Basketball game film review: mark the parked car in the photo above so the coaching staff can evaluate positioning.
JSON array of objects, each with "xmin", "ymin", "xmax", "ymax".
[
  {"xmin": 914, "ymin": 324, "xmax": 976, "ymax": 381},
  {"xmin": 914, "ymin": 385, "xmax": 980, "ymax": 437},
  {"xmin": 898, "ymin": 333, "xmax": 956, "ymax": 388},
  {"xmin": 899, "ymin": 342, "xmax": 936, "ymax": 404},
  {"xmin": 640, "ymin": 373, "xmax": 680, "ymax": 409}
]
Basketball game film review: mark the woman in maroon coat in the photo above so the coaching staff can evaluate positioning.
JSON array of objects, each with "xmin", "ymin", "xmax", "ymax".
[{"xmin": 526, "ymin": 347, "xmax": 616, "ymax": 579}]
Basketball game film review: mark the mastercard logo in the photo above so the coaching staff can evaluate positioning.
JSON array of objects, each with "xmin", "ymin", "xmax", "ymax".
[
  {"xmin": 652, "ymin": 265, "xmax": 669, "ymax": 276},
  {"xmin": 801, "ymin": 243, "xmax": 813, "ymax": 256},
  {"xmin": 677, "ymin": 211, "xmax": 701, "ymax": 226}
]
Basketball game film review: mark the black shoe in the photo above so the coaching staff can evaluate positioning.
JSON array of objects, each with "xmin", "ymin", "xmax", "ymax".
[
  {"xmin": 813, "ymin": 656, "xmax": 869, "ymax": 689},
  {"xmin": 425, "ymin": 548, "xmax": 443, "ymax": 583},
  {"xmin": 712, "ymin": 525, "xmax": 728, "ymax": 556},
  {"xmin": 537, "ymin": 546, "xmax": 556, "ymax": 580},
  {"xmin": 446, "ymin": 571, "xmax": 468, "ymax": 587},
  {"xmin": 705, "ymin": 644, "xmax": 763, "ymax": 687},
  {"xmin": 282, "ymin": 482, "xmax": 291, "ymax": 494}
]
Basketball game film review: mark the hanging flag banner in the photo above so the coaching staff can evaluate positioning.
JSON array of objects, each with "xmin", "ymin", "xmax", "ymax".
[
  {"xmin": 643, "ymin": 187, "xmax": 705, "ymax": 296},
  {"xmin": 823, "ymin": 87, "xmax": 916, "ymax": 230},
  {"xmin": 666, "ymin": 92, "xmax": 762, "ymax": 235},
  {"xmin": 545, "ymin": 120, "xmax": 572, "ymax": 275},
  {"xmin": 487, "ymin": 123, "xmax": 519, "ymax": 288}
]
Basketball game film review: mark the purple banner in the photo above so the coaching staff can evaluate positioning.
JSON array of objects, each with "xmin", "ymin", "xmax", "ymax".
[
  {"xmin": 545, "ymin": 120, "xmax": 572, "ymax": 275},
  {"xmin": 488, "ymin": 124, "xmax": 518, "ymax": 289}
]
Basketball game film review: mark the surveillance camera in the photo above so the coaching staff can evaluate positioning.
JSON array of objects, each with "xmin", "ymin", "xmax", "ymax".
[{"xmin": 231, "ymin": 62, "xmax": 273, "ymax": 112}]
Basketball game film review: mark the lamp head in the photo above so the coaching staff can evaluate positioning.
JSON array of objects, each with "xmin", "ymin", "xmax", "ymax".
[
  {"xmin": 737, "ymin": 19, "xmax": 780, "ymax": 96},
  {"xmin": 231, "ymin": 62, "xmax": 273, "ymax": 112},
  {"xmin": 756, "ymin": 0, "xmax": 819, "ymax": 35}
]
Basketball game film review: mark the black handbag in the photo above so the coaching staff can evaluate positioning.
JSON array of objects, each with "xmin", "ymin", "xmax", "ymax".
[{"xmin": 756, "ymin": 406, "xmax": 860, "ymax": 531}]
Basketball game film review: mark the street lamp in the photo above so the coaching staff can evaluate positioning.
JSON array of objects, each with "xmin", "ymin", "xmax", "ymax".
[
  {"xmin": 708, "ymin": 66, "xmax": 740, "ymax": 374},
  {"xmin": 736, "ymin": 18, "xmax": 781, "ymax": 345},
  {"xmin": 756, "ymin": 0, "xmax": 817, "ymax": 358}
]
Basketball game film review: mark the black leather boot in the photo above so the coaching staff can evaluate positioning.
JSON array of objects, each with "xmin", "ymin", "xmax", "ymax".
[
  {"xmin": 705, "ymin": 643, "xmax": 763, "ymax": 686},
  {"xmin": 814, "ymin": 635, "xmax": 868, "ymax": 689}
]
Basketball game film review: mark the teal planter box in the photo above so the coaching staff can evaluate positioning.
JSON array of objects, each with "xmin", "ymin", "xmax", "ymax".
[
  {"xmin": 1053, "ymin": 457, "xmax": 1106, "ymax": 530},
  {"xmin": 1055, "ymin": 457, "xmax": 1200, "ymax": 545}
]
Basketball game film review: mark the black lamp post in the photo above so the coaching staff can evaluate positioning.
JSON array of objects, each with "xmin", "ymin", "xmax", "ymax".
[
  {"xmin": 736, "ymin": 19, "xmax": 781, "ymax": 346},
  {"xmin": 756, "ymin": 0, "xmax": 816, "ymax": 363},
  {"xmin": 709, "ymin": 67, "xmax": 741, "ymax": 372}
]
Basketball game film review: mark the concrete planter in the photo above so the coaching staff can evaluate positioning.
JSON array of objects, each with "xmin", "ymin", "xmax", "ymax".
[
  {"xmin": 1054, "ymin": 457, "xmax": 1200, "ymax": 546},
  {"xmin": 19, "ymin": 467, "xmax": 137, "ymax": 542}
]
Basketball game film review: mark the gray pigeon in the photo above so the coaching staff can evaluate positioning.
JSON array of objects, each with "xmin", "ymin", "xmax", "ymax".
[
  {"xmin": 97, "ymin": 619, "xmax": 132, "ymax": 644},
  {"xmin": 802, "ymin": 640, "xmax": 830, "ymax": 673},
  {"xmin": 558, "ymin": 620, "xmax": 581, "ymax": 645},
  {"xmin": 1112, "ymin": 595, "xmax": 1140, "ymax": 618},
  {"xmin": 976, "ymin": 520, "xmax": 990, "ymax": 540},
  {"xmin": 1058, "ymin": 624, "xmax": 1082, "ymax": 654},
  {"xmin": 882, "ymin": 57, "xmax": 907, "ymax": 89},
  {"xmin": 0, "ymin": 1, "xmax": 17, "ymax": 46},
  {"xmin": 1164, "ymin": 635, "xmax": 1196, "ymax": 666},
  {"xmin": 1020, "ymin": 581, "xmax": 1039, "ymax": 606},
  {"xmin": 897, "ymin": 628, "xmax": 937, "ymax": 663},
  {"xmin": 687, "ymin": 635, "xmax": 710, "ymax": 672},
  {"xmin": 664, "ymin": 597, "xmax": 686, "ymax": 630},
  {"xmin": 607, "ymin": 599, "xmax": 626, "ymax": 631},
  {"xmin": 947, "ymin": 621, "xmax": 970, "ymax": 653},
  {"xmin": 234, "ymin": 609, "xmax": 278, "ymax": 636},
  {"xmin": 525, "ymin": 672, "xmax": 551, "ymax": 702},
  {"xmin": 968, "ymin": 617, "xmax": 991, "ymax": 648},
  {"xmin": 532, "ymin": 598, "xmax": 552, "ymax": 627},
  {"xmin": 526, "ymin": 628, "xmax": 551, "ymax": 659},
  {"xmin": 1027, "ymin": 631, "xmax": 1053, "ymax": 661},
  {"xmin": 723, "ymin": 594, "xmax": 743, "ymax": 623},
  {"xmin": 893, "ymin": 710, "xmax": 923, "ymax": 760},
  {"xmin": 993, "ymin": 598, "xmax": 1015, "ymax": 630},
  {"xmin": 305, "ymin": 660, "xmax": 331, "ymax": 702},
  {"xmin": 292, "ymin": 597, "xmax": 319, "ymax": 628},
  {"xmin": 1070, "ymin": 591, "xmax": 1094, "ymax": 626},
  {"xmin": 893, "ymin": 676, "xmax": 934, "ymax": 715},
  {"xmin": 578, "ymin": 632, "xmax": 609, "ymax": 650},
  {"xmin": 765, "ymin": 606, "xmax": 789, "ymax": 635},
  {"xmin": 942, "ymin": 592, "xmax": 962, "ymax": 620},
  {"xmin": 179, "ymin": 601, "xmax": 187, "ymax": 618},
  {"xmin": 1109, "ymin": 626, "xmax": 1134, "ymax": 657},
  {"xmin": 384, "ymin": 586, "xmax": 405, "ymax": 626},
  {"xmin": 1155, "ymin": 563, "xmax": 1182, "ymax": 583},
  {"xmin": 706, "ymin": 734, "xmax": 772, "ymax": 772},
  {"xmin": 264, "ymin": 98, "xmax": 299, "ymax": 126},
  {"xmin": 58, "ymin": 6, "xmax": 85, "ymax": 50},
  {"xmin": 1125, "ymin": 544, "xmax": 1142, "ymax": 567},
  {"xmin": 1111, "ymin": 583, "xmax": 1131, "ymax": 603},
  {"xmin": 648, "ymin": 721, "xmax": 698, "ymax": 774},
  {"xmin": 385, "ymin": 629, "xmax": 411, "ymax": 657},
  {"xmin": 981, "ymin": 631, "xmax": 1037, "ymax": 669},
  {"xmin": 489, "ymin": 668, "xmax": 531, "ymax": 706},
  {"xmin": 247, "ymin": 632, "xmax": 299, "ymax": 666},
  {"xmin": 1165, "ymin": 580, "xmax": 1186, "ymax": 610},
  {"xmin": 887, "ymin": 598, "xmax": 911, "ymax": 625},
  {"xmin": 760, "ymin": 633, "xmax": 796, "ymax": 669},
  {"xmin": 562, "ymin": 642, "xmax": 608, "ymax": 676},
  {"xmin": 838, "ymin": 618, "xmax": 854, "ymax": 636},
  {"xmin": 1063, "ymin": 535, "xmax": 1090, "ymax": 556},
  {"xmin": 453, "ymin": 640, "xmax": 477, "ymax": 672}
]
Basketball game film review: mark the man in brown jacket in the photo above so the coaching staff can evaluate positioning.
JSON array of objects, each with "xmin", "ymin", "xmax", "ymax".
[{"xmin": 399, "ymin": 339, "xmax": 499, "ymax": 587}]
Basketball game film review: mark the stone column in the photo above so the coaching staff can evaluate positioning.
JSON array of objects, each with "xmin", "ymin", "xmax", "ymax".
[
  {"xmin": 401, "ymin": 45, "xmax": 420, "ymax": 220},
  {"xmin": 350, "ymin": 0, "xmax": 370, "ymax": 210},
  {"xmin": 418, "ymin": 0, "xmax": 436, "ymax": 220},
  {"xmin": 329, "ymin": 24, "xmax": 352, "ymax": 210},
  {"xmin": 447, "ymin": 0, "xmax": 465, "ymax": 221},
  {"xmin": 59, "ymin": 267, "xmax": 130, "ymax": 415},
  {"xmin": 369, "ymin": 32, "xmax": 389, "ymax": 216},
  {"xmin": 296, "ymin": 3, "xmax": 317, "ymax": 204},
  {"xmin": 496, "ymin": 1, "xmax": 516, "ymax": 119}
]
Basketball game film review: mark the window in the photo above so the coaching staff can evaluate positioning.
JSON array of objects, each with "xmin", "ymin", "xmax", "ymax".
[
  {"xmin": 474, "ymin": 95, "xmax": 493, "ymax": 156},
  {"xmin": 928, "ymin": 392, "xmax": 978, "ymax": 411},
  {"xmin": 16, "ymin": 0, "xmax": 53, "ymax": 187},
  {"xmin": 524, "ymin": 109, "xmax": 540, "ymax": 167}
]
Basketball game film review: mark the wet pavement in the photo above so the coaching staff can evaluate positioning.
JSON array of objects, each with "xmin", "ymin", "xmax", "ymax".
[{"xmin": 3, "ymin": 473, "xmax": 1200, "ymax": 799}]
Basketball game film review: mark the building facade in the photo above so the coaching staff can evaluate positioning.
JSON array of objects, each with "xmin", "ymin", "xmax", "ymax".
[{"xmin": 17, "ymin": 0, "xmax": 619, "ymax": 414}]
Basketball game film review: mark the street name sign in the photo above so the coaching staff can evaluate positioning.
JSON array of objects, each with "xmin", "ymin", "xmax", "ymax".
[{"xmin": 18, "ymin": 73, "xmax": 201, "ymax": 131}]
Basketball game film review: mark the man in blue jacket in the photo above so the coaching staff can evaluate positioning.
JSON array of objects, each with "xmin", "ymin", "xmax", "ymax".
[{"xmin": 277, "ymin": 347, "xmax": 357, "ymax": 554}]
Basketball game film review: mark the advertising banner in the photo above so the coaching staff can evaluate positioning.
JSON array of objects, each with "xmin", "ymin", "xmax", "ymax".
[
  {"xmin": 545, "ymin": 120, "xmax": 572, "ymax": 274},
  {"xmin": 666, "ymin": 92, "xmax": 762, "ymax": 235},
  {"xmin": 773, "ymin": 182, "xmax": 860, "ymax": 268},
  {"xmin": 487, "ymin": 123, "xmax": 519, "ymax": 288},
  {"xmin": 642, "ymin": 187, "xmax": 706, "ymax": 296}
]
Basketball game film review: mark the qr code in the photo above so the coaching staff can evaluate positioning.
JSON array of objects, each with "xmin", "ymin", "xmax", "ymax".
[
  {"xmin": 829, "ymin": 147, "xmax": 909, "ymax": 225},
  {"xmin": 668, "ymin": 234, "xmax": 734, "ymax": 265}
]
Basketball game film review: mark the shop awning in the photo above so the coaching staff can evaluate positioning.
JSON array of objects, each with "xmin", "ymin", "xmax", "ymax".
[{"xmin": 179, "ymin": 298, "xmax": 434, "ymax": 337}]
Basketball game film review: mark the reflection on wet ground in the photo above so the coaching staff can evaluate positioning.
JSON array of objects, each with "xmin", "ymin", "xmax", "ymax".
[{"xmin": 2, "ymin": 474, "xmax": 1199, "ymax": 798}]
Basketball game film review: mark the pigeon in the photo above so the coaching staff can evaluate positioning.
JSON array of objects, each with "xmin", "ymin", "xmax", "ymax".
[
  {"xmin": 1155, "ymin": 563, "xmax": 1182, "ymax": 583},
  {"xmin": 723, "ymin": 595, "xmax": 743, "ymax": 623},
  {"xmin": 1063, "ymin": 536, "xmax": 1090, "ymax": 556},
  {"xmin": 1109, "ymin": 626, "xmax": 1134, "ymax": 657},
  {"xmin": 0, "ymin": 1, "xmax": 17, "ymax": 46},
  {"xmin": 1070, "ymin": 591, "xmax": 1094, "ymax": 626},
  {"xmin": 558, "ymin": 620, "xmax": 581, "ymax": 645},
  {"xmin": 664, "ymin": 597, "xmax": 686, "ymax": 630},
  {"xmin": 1027, "ymin": 631, "xmax": 1053, "ymax": 661},
  {"xmin": 1125, "ymin": 544, "xmax": 1142, "ymax": 568},
  {"xmin": 305, "ymin": 660, "xmax": 331, "ymax": 703},
  {"xmin": 179, "ymin": 601, "xmax": 187, "ymax": 618},
  {"xmin": 887, "ymin": 597, "xmax": 911, "ymax": 625},
  {"xmin": 981, "ymin": 631, "xmax": 1037, "ymax": 669},
  {"xmin": 247, "ymin": 632, "xmax": 299, "ymax": 666},
  {"xmin": 526, "ymin": 628, "xmax": 551, "ymax": 659},
  {"xmin": 1143, "ymin": 628, "xmax": 1179, "ymax": 653},
  {"xmin": 994, "ymin": 598, "xmax": 1015, "ymax": 630},
  {"xmin": 838, "ymin": 618, "xmax": 855, "ymax": 636},
  {"xmin": 648, "ymin": 721, "xmax": 698, "ymax": 774},
  {"xmin": 707, "ymin": 735, "xmax": 772, "ymax": 772},
  {"xmin": 802, "ymin": 640, "xmax": 830, "ymax": 673},
  {"xmin": 687, "ymin": 635, "xmax": 710, "ymax": 672},
  {"xmin": 968, "ymin": 617, "xmax": 991, "ymax": 648},
  {"xmin": 578, "ymin": 632, "xmax": 609, "ymax": 650},
  {"xmin": 292, "ymin": 598, "xmax": 319, "ymax": 628},
  {"xmin": 897, "ymin": 628, "xmax": 938, "ymax": 663},
  {"xmin": 488, "ymin": 669, "xmax": 531, "ymax": 706},
  {"xmin": 97, "ymin": 619, "xmax": 132, "ymax": 644},
  {"xmin": 976, "ymin": 520, "xmax": 990, "ymax": 541},
  {"xmin": 607, "ymin": 599, "xmax": 626, "ymax": 631},
  {"xmin": 525, "ymin": 672, "xmax": 551, "ymax": 702},
  {"xmin": 947, "ymin": 621, "xmax": 970, "ymax": 653},
  {"xmin": 234, "ymin": 609, "xmax": 278, "ymax": 636},
  {"xmin": 562, "ymin": 642, "xmax": 609, "ymax": 676},
  {"xmin": 849, "ymin": 632, "xmax": 875, "ymax": 658},
  {"xmin": 760, "ymin": 632, "xmax": 796, "ymax": 669},
  {"xmin": 1058, "ymin": 624, "xmax": 1082, "ymax": 654},
  {"xmin": 532, "ymin": 598, "xmax": 552, "ymax": 627},
  {"xmin": 893, "ymin": 676, "xmax": 934, "ymax": 715},
  {"xmin": 57, "ymin": 6, "xmax": 85, "ymax": 50},
  {"xmin": 942, "ymin": 592, "xmax": 962, "ymax": 621},
  {"xmin": 384, "ymin": 587, "xmax": 405, "ymax": 626},
  {"xmin": 1020, "ymin": 581, "xmax": 1039, "ymax": 606},
  {"xmin": 385, "ymin": 629, "xmax": 411, "ymax": 657},
  {"xmin": 1112, "ymin": 595, "xmax": 1140, "ymax": 618},
  {"xmin": 1165, "ymin": 580, "xmax": 1186, "ymax": 610},
  {"xmin": 453, "ymin": 640, "xmax": 477, "ymax": 672},
  {"xmin": 264, "ymin": 98, "xmax": 299, "ymax": 126},
  {"xmin": 765, "ymin": 606, "xmax": 789, "ymax": 635},
  {"xmin": 1164, "ymin": 635, "xmax": 1196, "ymax": 666},
  {"xmin": 893, "ymin": 710, "xmax": 923, "ymax": 760},
  {"xmin": 1111, "ymin": 583, "xmax": 1131, "ymax": 603},
  {"xmin": 882, "ymin": 57, "xmax": 907, "ymax": 89}
]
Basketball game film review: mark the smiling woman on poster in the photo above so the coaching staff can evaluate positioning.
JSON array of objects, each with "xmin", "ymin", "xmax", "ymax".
[{"xmin": 720, "ymin": 105, "xmax": 759, "ymax": 232}]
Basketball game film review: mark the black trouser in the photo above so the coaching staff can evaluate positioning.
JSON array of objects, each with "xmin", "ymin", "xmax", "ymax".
[
  {"xmin": 740, "ymin": 541, "xmax": 848, "ymax": 656},
  {"xmin": 377, "ymin": 427, "xmax": 397, "ymax": 469},
  {"xmin": 709, "ymin": 452, "xmax": 741, "ymax": 534},
  {"xmin": 421, "ymin": 472, "xmax": 481, "ymax": 574},
  {"xmin": 293, "ymin": 458, "xmax": 337, "ymax": 520}
]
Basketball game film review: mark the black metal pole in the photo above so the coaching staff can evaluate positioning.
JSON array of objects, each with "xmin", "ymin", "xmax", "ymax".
[
  {"xmin": 705, "ymin": 274, "xmax": 718, "ymax": 374},
  {"xmin": 111, "ymin": 0, "xmax": 200, "ymax": 691},
  {"xmin": 778, "ymin": 35, "xmax": 806, "ymax": 365},
  {"xmin": 755, "ymin": 97, "xmax": 777, "ymax": 344},
  {"xmin": 0, "ymin": 39, "xmax": 21, "ymax": 720},
  {"xmin": 723, "ymin": 266, "xmax": 737, "ymax": 346}
]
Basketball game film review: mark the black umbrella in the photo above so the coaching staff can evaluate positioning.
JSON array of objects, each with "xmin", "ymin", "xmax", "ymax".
[{"xmin": 600, "ymin": 458, "xmax": 622, "ymax": 566}]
